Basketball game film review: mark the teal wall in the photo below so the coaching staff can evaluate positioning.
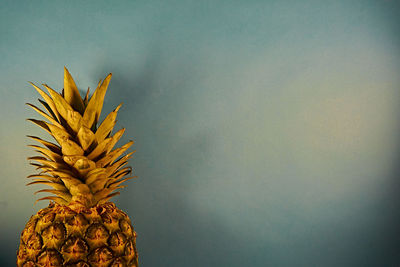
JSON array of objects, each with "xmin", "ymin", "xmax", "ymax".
[{"xmin": 1, "ymin": 1, "xmax": 400, "ymax": 266}]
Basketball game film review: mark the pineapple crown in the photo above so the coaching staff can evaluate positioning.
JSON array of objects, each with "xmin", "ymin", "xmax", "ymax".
[{"xmin": 26, "ymin": 67, "xmax": 135, "ymax": 207}]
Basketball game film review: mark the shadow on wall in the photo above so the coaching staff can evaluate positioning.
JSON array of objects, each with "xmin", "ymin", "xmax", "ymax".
[
  {"xmin": 93, "ymin": 51, "xmax": 161, "ymax": 115},
  {"xmin": 90, "ymin": 55, "xmax": 253, "ymax": 267},
  {"xmin": 380, "ymin": 133, "xmax": 400, "ymax": 265},
  {"xmin": 85, "ymin": 46, "xmax": 400, "ymax": 266}
]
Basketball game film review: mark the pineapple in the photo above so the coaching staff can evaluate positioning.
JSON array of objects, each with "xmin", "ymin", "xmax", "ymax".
[{"xmin": 17, "ymin": 68, "xmax": 138, "ymax": 266}]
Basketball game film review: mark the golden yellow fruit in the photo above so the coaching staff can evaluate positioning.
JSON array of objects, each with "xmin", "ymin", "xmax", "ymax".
[{"xmin": 17, "ymin": 68, "xmax": 138, "ymax": 266}]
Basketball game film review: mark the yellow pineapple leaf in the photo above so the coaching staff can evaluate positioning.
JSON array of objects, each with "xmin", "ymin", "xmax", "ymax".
[
  {"xmin": 73, "ymin": 158, "xmax": 96, "ymax": 176},
  {"xmin": 27, "ymin": 135, "xmax": 61, "ymax": 153},
  {"xmin": 106, "ymin": 128, "xmax": 125, "ymax": 153},
  {"xmin": 88, "ymin": 178, "xmax": 109, "ymax": 193},
  {"xmin": 77, "ymin": 126, "xmax": 95, "ymax": 151},
  {"xmin": 83, "ymin": 87, "xmax": 90, "ymax": 106},
  {"xmin": 28, "ymin": 145, "xmax": 63, "ymax": 162},
  {"xmin": 27, "ymin": 119, "xmax": 51, "ymax": 135},
  {"xmin": 106, "ymin": 192, "xmax": 120, "ymax": 198},
  {"xmin": 34, "ymin": 189, "xmax": 72, "ymax": 202},
  {"xmin": 87, "ymin": 138, "xmax": 112, "ymax": 160},
  {"xmin": 35, "ymin": 196, "xmax": 68, "ymax": 205},
  {"xmin": 34, "ymin": 192, "xmax": 72, "ymax": 202},
  {"xmin": 60, "ymin": 177, "xmax": 83, "ymax": 191},
  {"xmin": 95, "ymin": 103, "xmax": 122, "ymax": 143},
  {"xmin": 97, "ymin": 191, "xmax": 120, "ymax": 204},
  {"xmin": 85, "ymin": 168, "xmax": 106, "ymax": 185},
  {"xmin": 34, "ymin": 188, "xmax": 68, "ymax": 194},
  {"xmin": 105, "ymin": 157, "xmax": 130, "ymax": 177},
  {"xmin": 114, "ymin": 154, "xmax": 132, "ymax": 166},
  {"xmin": 46, "ymin": 125, "xmax": 84, "ymax": 156},
  {"xmin": 26, "ymin": 180, "xmax": 66, "ymax": 191},
  {"xmin": 29, "ymin": 162, "xmax": 42, "ymax": 168},
  {"xmin": 96, "ymin": 141, "xmax": 134, "ymax": 168},
  {"xmin": 38, "ymin": 99, "xmax": 58, "ymax": 122},
  {"xmin": 60, "ymin": 138, "xmax": 85, "ymax": 156},
  {"xmin": 107, "ymin": 184, "xmax": 125, "ymax": 190},
  {"xmin": 82, "ymin": 73, "xmax": 112, "ymax": 129},
  {"xmin": 62, "ymin": 155, "xmax": 87, "ymax": 167},
  {"xmin": 64, "ymin": 67, "xmax": 85, "ymax": 114},
  {"xmin": 28, "ymin": 157, "xmax": 68, "ymax": 170},
  {"xmin": 60, "ymin": 176, "xmax": 82, "ymax": 185},
  {"xmin": 29, "ymin": 82, "xmax": 61, "ymax": 122},
  {"xmin": 66, "ymin": 110, "xmax": 83, "ymax": 133},
  {"xmin": 63, "ymin": 156, "xmax": 96, "ymax": 178},
  {"xmin": 35, "ymin": 166, "xmax": 55, "ymax": 173},
  {"xmin": 107, "ymin": 176, "xmax": 136, "ymax": 188},
  {"xmin": 27, "ymin": 174, "xmax": 60, "ymax": 183},
  {"xmin": 45, "ymin": 169, "xmax": 77, "ymax": 179},
  {"xmin": 93, "ymin": 186, "xmax": 123, "ymax": 202},
  {"xmin": 113, "ymin": 166, "xmax": 132, "ymax": 179},
  {"xmin": 43, "ymin": 84, "xmax": 74, "ymax": 117},
  {"xmin": 46, "ymin": 124, "xmax": 72, "ymax": 145},
  {"xmin": 96, "ymin": 79, "xmax": 102, "ymax": 88},
  {"xmin": 69, "ymin": 184, "xmax": 91, "ymax": 196},
  {"xmin": 105, "ymin": 161, "xmax": 127, "ymax": 178},
  {"xmin": 34, "ymin": 150, "xmax": 60, "ymax": 162},
  {"xmin": 43, "ymin": 84, "xmax": 83, "ymax": 133},
  {"xmin": 94, "ymin": 188, "xmax": 115, "ymax": 200},
  {"xmin": 27, "ymin": 156, "xmax": 47, "ymax": 161},
  {"xmin": 26, "ymin": 103, "xmax": 63, "ymax": 128},
  {"xmin": 29, "ymin": 178, "xmax": 57, "ymax": 184},
  {"xmin": 35, "ymin": 191, "xmax": 72, "ymax": 204}
]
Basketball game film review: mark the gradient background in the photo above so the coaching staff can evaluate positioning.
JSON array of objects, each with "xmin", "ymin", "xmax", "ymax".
[{"xmin": 1, "ymin": 1, "xmax": 400, "ymax": 266}]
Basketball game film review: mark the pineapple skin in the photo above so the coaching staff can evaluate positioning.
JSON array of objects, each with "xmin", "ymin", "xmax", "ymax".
[{"xmin": 17, "ymin": 202, "xmax": 138, "ymax": 266}]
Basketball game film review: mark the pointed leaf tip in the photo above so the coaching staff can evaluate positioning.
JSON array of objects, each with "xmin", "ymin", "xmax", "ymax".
[
  {"xmin": 83, "ymin": 72, "xmax": 113, "ymax": 129},
  {"xmin": 64, "ymin": 67, "xmax": 85, "ymax": 114}
]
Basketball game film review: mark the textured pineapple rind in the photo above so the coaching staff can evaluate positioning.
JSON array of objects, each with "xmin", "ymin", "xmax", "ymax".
[{"xmin": 17, "ymin": 202, "xmax": 138, "ymax": 267}]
